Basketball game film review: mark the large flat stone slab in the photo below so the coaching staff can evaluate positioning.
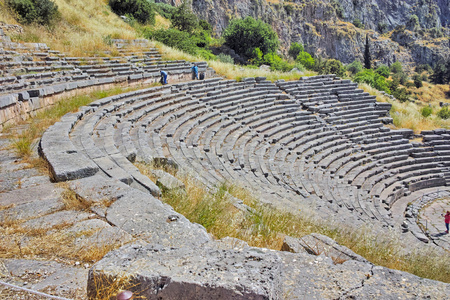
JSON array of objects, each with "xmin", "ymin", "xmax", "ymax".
[
  {"xmin": 88, "ymin": 242, "xmax": 450, "ymax": 299},
  {"xmin": 106, "ymin": 189, "xmax": 211, "ymax": 248}
]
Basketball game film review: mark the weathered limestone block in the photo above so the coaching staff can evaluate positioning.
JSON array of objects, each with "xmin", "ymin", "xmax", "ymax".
[
  {"xmin": 106, "ymin": 189, "xmax": 211, "ymax": 248},
  {"xmin": 88, "ymin": 242, "xmax": 450, "ymax": 299},
  {"xmin": 281, "ymin": 233, "xmax": 369, "ymax": 264},
  {"xmin": 39, "ymin": 122, "xmax": 99, "ymax": 181},
  {"xmin": 151, "ymin": 169, "xmax": 185, "ymax": 192}
]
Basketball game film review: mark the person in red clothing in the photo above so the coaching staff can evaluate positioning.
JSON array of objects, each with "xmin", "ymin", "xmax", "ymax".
[{"xmin": 444, "ymin": 211, "xmax": 450, "ymax": 234}]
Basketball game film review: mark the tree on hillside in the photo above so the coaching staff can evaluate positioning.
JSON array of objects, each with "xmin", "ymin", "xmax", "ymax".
[
  {"xmin": 171, "ymin": 1, "xmax": 198, "ymax": 34},
  {"xmin": 6, "ymin": 0, "xmax": 59, "ymax": 25},
  {"xmin": 288, "ymin": 42, "xmax": 304, "ymax": 59},
  {"xmin": 431, "ymin": 59, "xmax": 450, "ymax": 85},
  {"xmin": 223, "ymin": 16, "xmax": 279, "ymax": 60},
  {"xmin": 364, "ymin": 34, "xmax": 371, "ymax": 69},
  {"xmin": 109, "ymin": 0, "xmax": 155, "ymax": 24}
]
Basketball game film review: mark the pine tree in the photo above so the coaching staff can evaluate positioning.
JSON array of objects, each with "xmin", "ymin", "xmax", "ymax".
[{"xmin": 364, "ymin": 35, "xmax": 371, "ymax": 69}]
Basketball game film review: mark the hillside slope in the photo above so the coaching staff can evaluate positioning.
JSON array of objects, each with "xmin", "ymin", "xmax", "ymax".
[
  {"xmin": 0, "ymin": 0, "xmax": 137, "ymax": 56},
  {"xmin": 157, "ymin": 0, "xmax": 450, "ymax": 67}
]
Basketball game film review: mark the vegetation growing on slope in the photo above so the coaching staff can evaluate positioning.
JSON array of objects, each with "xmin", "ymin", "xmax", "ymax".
[{"xmin": 135, "ymin": 162, "xmax": 450, "ymax": 283}]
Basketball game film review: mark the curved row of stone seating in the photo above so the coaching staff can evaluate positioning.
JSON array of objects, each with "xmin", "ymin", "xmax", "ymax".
[
  {"xmin": 40, "ymin": 75, "xmax": 450, "ymax": 242},
  {"xmin": 276, "ymin": 76, "xmax": 449, "ymax": 229},
  {"xmin": 0, "ymin": 32, "xmax": 213, "ymax": 129}
]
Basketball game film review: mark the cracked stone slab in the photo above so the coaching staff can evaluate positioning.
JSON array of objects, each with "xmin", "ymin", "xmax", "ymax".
[
  {"xmin": 0, "ymin": 197, "xmax": 64, "ymax": 222},
  {"xmin": 2, "ymin": 259, "xmax": 88, "ymax": 298},
  {"xmin": 23, "ymin": 210, "xmax": 93, "ymax": 230},
  {"xmin": 106, "ymin": 189, "xmax": 211, "ymax": 248},
  {"xmin": 65, "ymin": 219, "xmax": 134, "ymax": 248},
  {"xmin": 89, "ymin": 241, "xmax": 450, "ymax": 299},
  {"xmin": 281, "ymin": 233, "xmax": 369, "ymax": 263},
  {"xmin": 0, "ymin": 183, "xmax": 63, "ymax": 207}
]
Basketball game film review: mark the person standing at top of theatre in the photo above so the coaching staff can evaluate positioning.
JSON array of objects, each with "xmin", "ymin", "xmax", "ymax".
[{"xmin": 191, "ymin": 63, "xmax": 199, "ymax": 80}]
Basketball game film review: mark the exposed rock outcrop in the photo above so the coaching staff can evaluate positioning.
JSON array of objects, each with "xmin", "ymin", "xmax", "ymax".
[{"xmin": 156, "ymin": 0, "xmax": 450, "ymax": 66}]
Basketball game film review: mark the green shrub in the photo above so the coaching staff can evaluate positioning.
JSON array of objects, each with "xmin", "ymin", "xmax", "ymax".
[
  {"xmin": 153, "ymin": 2, "xmax": 176, "ymax": 19},
  {"xmin": 392, "ymin": 87, "xmax": 410, "ymax": 102},
  {"xmin": 377, "ymin": 22, "xmax": 388, "ymax": 33},
  {"xmin": 145, "ymin": 28, "xmax": 198, "ymax": 55},
  {"xmin": 171, "ymin": 1, "xmax": 198, "ymax": 33},
  {"xmin": 375, "ymin": 65, "xmax": 390, "ymax": 78},
  {"xmin": 390, "ymin": 61, "xmax": 403, "ymax": 74},
  {"xmin": 321, "ymin": 59, "xmax": 346, "ymax": 78},
  {"xmin": 217, "ymin": 53, "xmax": 234, "ymax": 64},
  {"xmin": 413, "ymin": 74, "xmax": 423, "ymax": 88},
  {"xmin": 354, "ymin": 69, "xmax": 390, "ymax": 93},
  {"xmin": 109, "ymin": 0, "xmax": 155, "ymax": 24},
  {"xmin": 353, "ymin": 18, "xmax": 364, "ymax": 28},
  {"xmin": 288, "ymin": 42, "xmax": 304, "ymax": 59},
  {"xmin": 347, "ymin": 60, "xmax": 363, "ymax": 74},
  {"xmin": 296, "ymin": 51, "xmax": 315, "ymax": 70},
  {"xmin": 263, "ymin": 52, "xmax": 293, "ymax": 72},
  {"xmin": 437, "ymin": 107, "xmax": 450, "ymax": 119},
  {"xmin": 421, "ymin": 106, "xmax": 432, "ymax": 117},
  {"xmin": 7, "ymin": 0, "xmax": 58, "ymax": 25},
  {"xmin": 223, "ymin": 16, "xmax": 279, "ymax": 60}
]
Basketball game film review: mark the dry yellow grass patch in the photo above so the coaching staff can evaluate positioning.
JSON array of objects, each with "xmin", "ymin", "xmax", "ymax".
[
  {"xmin": 359, "ymin": 83, "xmax": 450, "ymax": 133},
  {"xmin": 1, "ymin": 0, "xmax": 137, "ymax": 56}
]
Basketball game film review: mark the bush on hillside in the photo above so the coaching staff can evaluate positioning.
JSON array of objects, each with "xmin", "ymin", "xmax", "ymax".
[
  {"xmin": 347, "ymin": 60, "xmax": 363, "ymax": 74},
  {"xmin": 217, "ymin": 53, "xmax": 234, "ymax": 64},
  {"xmin": 145, "ymin": 28, "xmax": 198, "ymax": 55},
  {"xmin": 7, "ymin": 0, "xmax": 59, "ymax": 25},
  {"xmin": 288, "ymin": 42, "xmax": 304, "ymax": 59},
  {"xmin": 392, "ymin": 87, "xmax": 410, "ymax": 102},
  {"xmin": 109, "ymin": 0, "xmax": 155, "ymax": 24},
  {"xmin": 421, "ymin": 106, "xmax": 432, "ymax": 117},
  {"xmin": 437, "ymin": 106, "xmax": 450, "ymax": 119},
  {"xmin": 153, "ymin": 2, "xmax": 176, "ymax": 19},
  {"xmin": 413, "ymin": 74, "xmax": 423, "ymax": 88},
  {"xmin": 296, "ymin": 51, "xmax": 315, "ymax": 70},
  {"xmin": 171, "ymin": 1, "xmax": 198, "ymax": 33},
  {"xmin": 354, "ymin": 69, "xmax": 390, "ymax": 93},
  {"xmin": 390, "ymin": 61, "xmax": 403, "ymax": 74},
  {"xmin": 321, "ymin": 59, "xmax": 346, "ymax": 78},
  {"xmin": 375, "ymin": 65, "xmax": 390, "ymax": 78},
  {"xmin": 223, "ymin": 16, "xmax": 279, "ymax": 60}
]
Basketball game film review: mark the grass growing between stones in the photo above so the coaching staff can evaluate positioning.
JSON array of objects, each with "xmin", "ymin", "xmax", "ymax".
[
  {"xmin": 359, "ymin": 83, "xmax": 450, "ymax": 133},
  {"xmin": 137, "ymin": 163, "xmax": 450, "ymax": 283}
]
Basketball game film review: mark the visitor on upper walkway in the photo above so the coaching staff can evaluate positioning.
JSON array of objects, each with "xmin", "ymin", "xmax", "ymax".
[
  {"xmin": 444, "ymin": 211, "xmax": 450, "ymax": 234},
  {"xmin": 191, "ymin": 63, "xmax": 199, "ymax": 80},
  {"xmin": 160, "ymin": 70, "xmax": 168, "ymax": 85}
]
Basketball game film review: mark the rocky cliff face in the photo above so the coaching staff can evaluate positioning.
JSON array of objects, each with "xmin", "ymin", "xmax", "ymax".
[{"xmin": 156, "ymin": 0, "xmax": 450, "ymax": 67}]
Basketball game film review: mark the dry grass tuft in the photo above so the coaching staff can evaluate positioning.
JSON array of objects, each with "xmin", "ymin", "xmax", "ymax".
[
  {"xmin": 59, "ymin": 182, "xmax": 91, "ymax": 211},
  {"xmin": 91, "ymin": 272, "xmax": 144, "ymax": 300}
]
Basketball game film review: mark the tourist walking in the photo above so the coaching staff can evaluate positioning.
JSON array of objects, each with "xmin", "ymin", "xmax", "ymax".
[{"xmin": 444, "ymin": 211, "xmax": 450, "ymax": 234}]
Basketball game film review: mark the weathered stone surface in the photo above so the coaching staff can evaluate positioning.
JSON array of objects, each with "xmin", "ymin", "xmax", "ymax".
[
  {"xmin": 106, "ymin": 189, "xmax": 211, "ymax": 248},
  {"xmin": 88, "ymin": 242, "xmax": 450, "ymax": 299},
  {"xmin": 3, "ymin": 259, "xmax": 88, "ymax": 298},
  {"xmin": 281, "ymin": 233, "xmax": 369, "ymax": 263},
  {"xmin": 0, "ymin": 183, "xmax": 63, "ymax": 207},
  {"xmin": 151, "ymin": 169, "xmax": 185, "ymax": 191},
  {"xmin": 0, "ymin": 198, "xmax": 64, "ymax": 222},
  {"xmin": 23, "ymin": 210, "xmax": 92, "ymax": 230},
  {"xmin": 65, "ymin": 219, "xmax": 134, "ymax": 248}
]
